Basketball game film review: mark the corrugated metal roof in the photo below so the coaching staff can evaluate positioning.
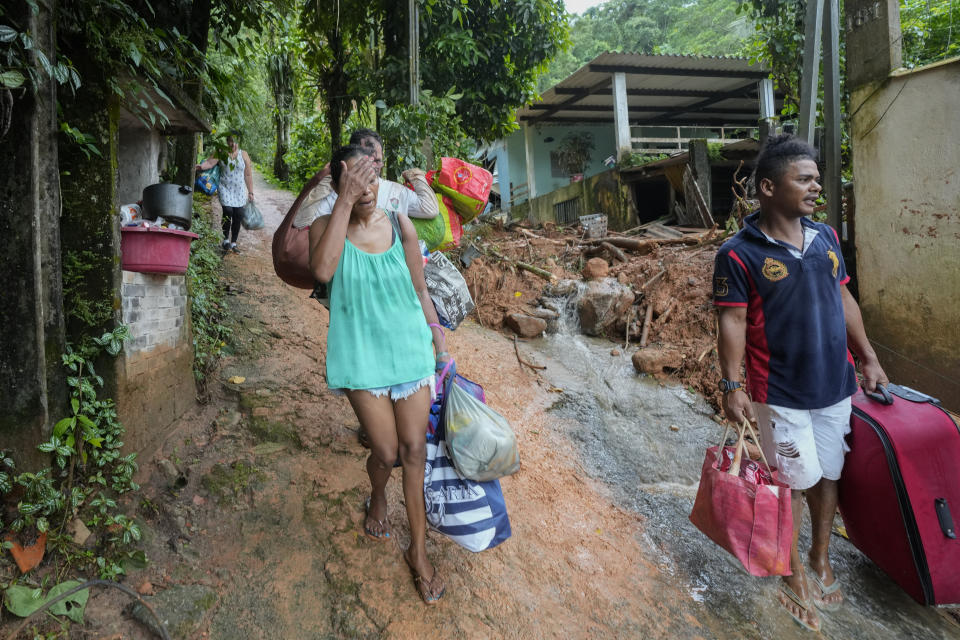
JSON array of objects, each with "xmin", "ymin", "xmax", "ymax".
[{"xmin": 518, "ymin": 52, "xmax": 780, "ymax": 127}]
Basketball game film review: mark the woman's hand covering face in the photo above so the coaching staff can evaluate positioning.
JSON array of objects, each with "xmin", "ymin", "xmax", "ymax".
[{"xmin": 338, "ymin": 155, "xmax": 378, "ymax": 207}]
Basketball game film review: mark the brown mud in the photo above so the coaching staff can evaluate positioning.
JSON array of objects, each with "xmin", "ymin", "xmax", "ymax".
[{"xmin": 461, "ymin": 222, "xmax": 722, "ymax": 408}]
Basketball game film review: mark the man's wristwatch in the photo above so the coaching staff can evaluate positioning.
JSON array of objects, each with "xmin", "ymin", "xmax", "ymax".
[{"xmin": 718, "ymin": 378, "xmax": 743, "ymax": 394}]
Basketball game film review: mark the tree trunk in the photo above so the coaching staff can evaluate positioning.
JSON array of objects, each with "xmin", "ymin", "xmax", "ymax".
[
  {"xmin": 273, "ymin": 114, "xmax": 289, "ymax": 181},
  {"xmin": 169, "ymin": 0, "xmax": 212, "ymax": 185},
  {"xmin": 0, "ymin": 0, "xmax": 67, "ymax": 470}
]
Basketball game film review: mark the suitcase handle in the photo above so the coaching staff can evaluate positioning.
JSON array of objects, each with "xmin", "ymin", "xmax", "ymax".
[
  {"xmin": 935, "ymin": 498, "xmax": 956, "ymax": 539},
  {"xmin": 864, "ymin": 383, "xmax": 893, "ymax": 405}
]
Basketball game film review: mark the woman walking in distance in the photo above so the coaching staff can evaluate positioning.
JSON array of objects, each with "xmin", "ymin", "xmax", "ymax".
[
  {"xmin": 196, "ymin": 131, "xmax": 254, "ymax": 252},
  {"xmin": 308, "ymin": 144, "xmax": 450, "ymax": 604}
]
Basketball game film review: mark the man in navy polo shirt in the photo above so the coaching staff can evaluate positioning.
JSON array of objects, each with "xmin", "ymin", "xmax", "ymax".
[{"xmin": 714, "ymin": 134, "xmax": 886, "ymax": 632}]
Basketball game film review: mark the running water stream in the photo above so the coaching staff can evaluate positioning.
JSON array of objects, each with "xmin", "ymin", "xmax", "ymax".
[{"xmin": 521, "ymin": 290, "xmax": 958, "ymax": 639}]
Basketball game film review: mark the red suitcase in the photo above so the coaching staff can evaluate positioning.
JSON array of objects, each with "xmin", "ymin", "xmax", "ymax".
[{"xmin": 838, "ymin": 384, "xmax": 960, "ymax": 605}]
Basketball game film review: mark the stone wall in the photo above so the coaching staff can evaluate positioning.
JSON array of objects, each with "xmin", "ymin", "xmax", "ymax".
[
  {"xmin": 115, "ymin": 271, "xmax": 195, "ymax": 456},
  {"xmin": 850, "ymin": 58, "xmax": 960, "ymax": 409}
]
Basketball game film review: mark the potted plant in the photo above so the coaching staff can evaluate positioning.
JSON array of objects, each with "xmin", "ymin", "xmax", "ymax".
[{"xmin": 556, "ymin": 132, "xmax": 595, "ymax": 182}]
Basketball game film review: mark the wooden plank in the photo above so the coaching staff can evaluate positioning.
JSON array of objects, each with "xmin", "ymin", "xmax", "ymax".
[
  {"xmin": 682, "ymin": 166, "xmax": 716, "ymax": 228},
  {"xmin": 645, "ymin": 223, "xmax": 684, "ymax": 239}
]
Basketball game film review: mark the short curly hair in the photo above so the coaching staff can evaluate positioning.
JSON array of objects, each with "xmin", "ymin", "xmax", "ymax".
[
  {"xmin": 754, "ymin": 134, "xmax": 818, "ymax": 184},
  {"xmin": 348, "ymin": 128, "xmax": 382, "ymax": 150}
]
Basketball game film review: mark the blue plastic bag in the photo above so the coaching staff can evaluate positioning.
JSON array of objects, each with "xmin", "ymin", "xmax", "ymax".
[
  {"xmin": 195, "ymin": 165, "xmax": 220, "ymax": 195},
  {"xmin": 423, "ymin": 363, "xmax": 511, "ymax": 552}
]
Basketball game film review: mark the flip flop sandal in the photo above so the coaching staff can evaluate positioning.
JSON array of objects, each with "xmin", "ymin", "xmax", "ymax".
[
  {"xmin": 808, "ymin": 566, "xmax": 844, "ymax": 613},
  {"xmin": 404, "ymin": 554, "xmax": 445, "ymax": 605},
  {"xmin": 363, "ymin": 497, "xmax": 392, "ymax": 542},
  {"xmin": 779, "ymin": 582, "xmax": 821, "ymax": 632}
]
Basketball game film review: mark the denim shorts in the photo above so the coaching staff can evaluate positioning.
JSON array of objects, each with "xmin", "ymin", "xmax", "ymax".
[{"xmin": 330, "ymin": 375, "xmax": 436, "ymax": 403}]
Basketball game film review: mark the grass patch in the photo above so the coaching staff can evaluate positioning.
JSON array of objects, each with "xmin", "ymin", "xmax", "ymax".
[
  {"xmin": 201, "ymin": 461, "xmax": 264, "ymax": 505},
  {"xmin": 247, "ymin": 417, "xmax": 300, "ymax": 447}
]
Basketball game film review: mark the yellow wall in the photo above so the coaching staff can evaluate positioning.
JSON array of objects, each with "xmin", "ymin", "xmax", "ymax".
[{"xmin": 850, "ymin": 58, "xmax": 960, "ymax": 409}]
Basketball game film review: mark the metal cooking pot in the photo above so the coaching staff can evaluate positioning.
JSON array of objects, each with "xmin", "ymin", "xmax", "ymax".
[{"xmin": 142, "ymin": 183, "xmax": 193, "ymax": 230}]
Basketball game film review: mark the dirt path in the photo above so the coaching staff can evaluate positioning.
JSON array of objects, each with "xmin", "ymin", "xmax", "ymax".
[
  {"xmin": 9, "ymin": 170, "xmax": 952, "ymax": 640},
  {"xmin": 50, "ymin": 170, "xmax": 743, "ymax": 639}
]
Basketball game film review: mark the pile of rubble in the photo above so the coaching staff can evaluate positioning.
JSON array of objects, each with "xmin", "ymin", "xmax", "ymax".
[{"xmin": 457, "ymin": 218, "xmax": 727, "ymax": 408}]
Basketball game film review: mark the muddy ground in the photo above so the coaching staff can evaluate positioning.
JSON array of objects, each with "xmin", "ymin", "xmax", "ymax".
[
  {"xmin": 3, "ymin": 172, "xmax": 958, "ymax": 639},
  {"xmin": 458, "ymin": 220, "xmax": 723, "ymax": 410}
]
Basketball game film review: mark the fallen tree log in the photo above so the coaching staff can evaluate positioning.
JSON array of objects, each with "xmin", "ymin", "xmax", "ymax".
[
  {"xmin": 584, "ymin": 236, "xmax": 702, "ymax": 253},
  {"xmin": 655, "ymin": 299, "xmax": 677, "ymax": 326},
  {"xmin": 599, "ymin": 241, "xmax": 628, "ymax": 263},
  {"xmin": 518, "ymin": 228, "xmax": 568, "ymax": 246},
  {"xmin": 486, "ymin": 248, "xmax": 557, "ymax": 282}
]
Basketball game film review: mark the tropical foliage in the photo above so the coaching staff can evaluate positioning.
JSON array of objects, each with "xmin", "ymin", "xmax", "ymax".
[
  {"xmin": 0, "ymin": 327, "xmax": 144, "ymax": 581},
  {"xmin": 538, "ymin": 0, "xmax": 753, "ymax": 90},
  {"xmin": 900, "ymin": 0, "xmax": 960, "ymax": 67},
  {"xmin": 379, "ymin": 89, "xmax": 477, "ymax": 182},
  {"xmin": 739, "ymin": 0, "xmax": 959, "ymax": 119},
  {"xmin": 409, "ymin": 0, "xmax": 568, "ymax": 141}
]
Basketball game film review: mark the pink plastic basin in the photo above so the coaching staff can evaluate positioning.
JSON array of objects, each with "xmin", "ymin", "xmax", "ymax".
[{"xmin": 121, "ymin": 226, "xmax": 199, "ymax": 275}]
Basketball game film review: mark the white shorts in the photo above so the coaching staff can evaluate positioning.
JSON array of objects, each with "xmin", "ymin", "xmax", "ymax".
[{"xmin": 754, "ymin": 397, "xmax": 852, "ymax": 491}]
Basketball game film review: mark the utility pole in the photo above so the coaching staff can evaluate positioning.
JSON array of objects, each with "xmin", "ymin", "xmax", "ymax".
[
  {"xmin": 408, "ymin": 0, "xmax": 419, "ymax": 106},
  {"xmin": 798, "ymin": 0, "xmax": 842, "ymax": 233}
]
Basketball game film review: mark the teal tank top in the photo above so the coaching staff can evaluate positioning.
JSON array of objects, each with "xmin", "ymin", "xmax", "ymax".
[{"xmin": 325, "ymin": 215, "xmax": 434, "ymax": 390}]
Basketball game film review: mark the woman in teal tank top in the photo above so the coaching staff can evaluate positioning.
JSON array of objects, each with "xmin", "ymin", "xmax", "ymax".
[{"xmin": 308, "ymin": 145, "xmax": 450, "ymax": 604}]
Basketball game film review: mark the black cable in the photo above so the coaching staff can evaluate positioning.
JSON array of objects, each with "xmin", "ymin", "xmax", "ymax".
[{"xmin": 4, "ymin": 579, "xmax": 171, "ymax": 640}]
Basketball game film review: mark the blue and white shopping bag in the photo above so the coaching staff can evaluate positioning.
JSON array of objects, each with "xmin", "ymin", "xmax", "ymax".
[{"xmin": 424, "ymin": 363, "xmax": 511, "ymax": 552}]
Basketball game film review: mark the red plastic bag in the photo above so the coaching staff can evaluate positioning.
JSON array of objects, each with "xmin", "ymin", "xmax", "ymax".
[
  {"xmin": 433, "ymin": 158, "xmax": 492, "ymax": 222},
  {"xmin": 437, "ymin": 195, "xmax": 463, "ymax": 251},
  {"xmin": 689, "ymin": 420, "xmax": 793, "ymax": 577},
  {"xmin": 717, "ymin": 448, "xmax": 775, "ymax": 486}
]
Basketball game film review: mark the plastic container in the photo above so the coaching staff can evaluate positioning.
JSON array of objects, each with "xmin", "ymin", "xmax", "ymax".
[
  {"xmin": 579, "ymin": 213, "xmax": 608, "ymax": 239},
  {"xmin": 121, "ymin": 226, "xmax": 198, "ymax": 275}
]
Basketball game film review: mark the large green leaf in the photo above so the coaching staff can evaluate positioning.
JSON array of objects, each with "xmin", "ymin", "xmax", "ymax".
[
  {"xmin": 47, "ymin": 581, "xmax": 89, "ymax": 623},
  {"xmin": 0, "ymin": 70, "xmax": 25, "ymax": 89},
  {"xmin": 3, "ymin": 580, "xmax": 88, "ymax": 623}
]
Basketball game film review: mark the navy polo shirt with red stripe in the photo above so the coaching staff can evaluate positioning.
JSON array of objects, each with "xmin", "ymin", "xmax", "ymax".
[{"xmin": 713, "ymin": 211, "xmax": 857, "ymax": 410}]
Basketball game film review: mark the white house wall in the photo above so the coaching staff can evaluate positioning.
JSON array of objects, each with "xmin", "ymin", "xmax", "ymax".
[{"xmin": 504, "ymin": 124, "xmax": 615, "ymax": 204}]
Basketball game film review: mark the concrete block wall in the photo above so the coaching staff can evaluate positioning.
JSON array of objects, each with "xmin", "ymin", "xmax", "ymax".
[{"xmin": 115, "ymin": 271, "xmax": 196, "ymax": 456}]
